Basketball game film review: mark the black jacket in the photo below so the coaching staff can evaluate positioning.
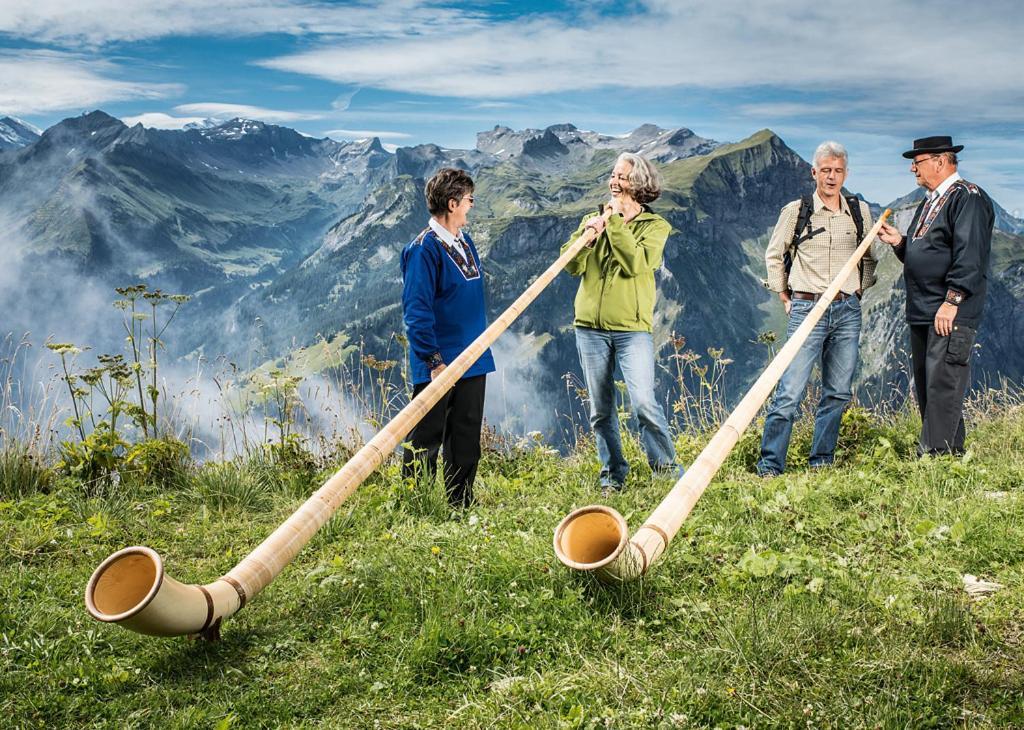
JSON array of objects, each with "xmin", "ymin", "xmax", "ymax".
[{"xmin": 894, "ymin": 179, "xmax": 994, "ymax": 327}]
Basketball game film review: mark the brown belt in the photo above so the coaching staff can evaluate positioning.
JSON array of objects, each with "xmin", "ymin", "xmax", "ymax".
[{"xmin": 791, "ymin": 290, "xmax": 857, "ymax": 302}]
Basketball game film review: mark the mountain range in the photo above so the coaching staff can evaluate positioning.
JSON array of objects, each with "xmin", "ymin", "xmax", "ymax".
[{"xmin": 2, "ymin": 110, "xmax": 1022, "ymax": 436}]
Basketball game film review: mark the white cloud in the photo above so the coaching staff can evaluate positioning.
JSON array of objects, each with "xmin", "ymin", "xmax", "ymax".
[
  {"xmin": 5, "ymin": 0, "xmax": 1020, "ymax": 129},
  {"xmin": 0, "ymin": 50, "xmax": 182, "ymax": 116},
  {"xmin": 737, "ymin": 102, "xmax": 844, "ymax": 119},
  {"xmin": 330, "ymin": 90, "xmax": 360, "ymax": 111},
  {"xmin": 173, "ymin": 103, "xmax": 323, "ymax": 123},
  {"xmin": 324, "ymin": 128, "xmax": 411, "ymax": 140},
  {"xmin": 257, "ymin": 0, "xmax": 1023, "ymax": 119},
  {"xmin": 0, "ymin": 0, "xmax": 485, "ymax": 46},
  {"xmin": 121, "ymin": 112, "xmax": 209, "ymax": 129}
]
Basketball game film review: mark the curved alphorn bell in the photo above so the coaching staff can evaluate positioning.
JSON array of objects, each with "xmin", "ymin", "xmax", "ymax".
[
  {"xmin": 553, "ymin": 210, "xmax": 891, "ymax": 582},
  {"xmin": 86, "ymin": 209, "xmax": 613, "ymax": 638}
]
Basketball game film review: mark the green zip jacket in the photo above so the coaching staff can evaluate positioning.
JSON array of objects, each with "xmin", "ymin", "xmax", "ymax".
[{"xmin": 560, "ymin": 207, "xmax": 672, "ymax": 332}]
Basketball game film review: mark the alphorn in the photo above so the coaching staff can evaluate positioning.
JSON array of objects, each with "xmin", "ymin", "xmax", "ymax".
[
  {"xmin": 553, "ymin": 209, "xmax": 891, "ymax": 582},
  {"xmin": 86, "ymin": 208, "xmax": 613, "ymax": 639}
]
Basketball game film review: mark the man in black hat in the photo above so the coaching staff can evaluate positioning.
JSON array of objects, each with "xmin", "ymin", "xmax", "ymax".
[{"xmin": 878, "ymin": 136, "xmax": 994, "ymax": 456}]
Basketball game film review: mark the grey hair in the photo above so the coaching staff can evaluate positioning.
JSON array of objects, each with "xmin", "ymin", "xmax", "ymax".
[
  {"xmin": 616, "ymin": 152, "xmax": 662, "ymax": 204},
  {"xmin": 813, "ymin": 141, "xmax": 848, "ymax": 168},
  {"xmin": 942, "ymin": 151, "xmax": 959, "ymax": 165}
]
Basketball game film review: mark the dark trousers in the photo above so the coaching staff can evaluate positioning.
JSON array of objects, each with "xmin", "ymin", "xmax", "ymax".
[
  {"xmin": 402, "ymin": 374, "xmax": 486, "ymax": 507},
  {"xmin": 909, "ymin": 323, "xmax": 976, "ymax": 456}
]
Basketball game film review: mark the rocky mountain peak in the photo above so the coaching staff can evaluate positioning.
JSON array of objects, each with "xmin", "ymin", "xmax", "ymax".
[
  {"xmin": 995, "ymin": 201, "xmax": 1024, "ymax": 235},
  {"xmin": 32, "ymin": 110, "xmax": 126, "ymax": 154},
  {"xmin": 616, "ymin": 125, "xmax": 717, "ymax": 163},
  {"xmin": 475, "ymin": 125, "xmax": 520, "ymax": 158},
  {"xmin": 0, "ymin": 116, "xmax": 42, "ymax": 151},
  {"xmin": 64, "ymin": 110, "xmax": 126, "ymax": 135},
  {"xmin": 195, "ymin": 117, "xmax": 328, "ymax": 149},
  {"xmin": 473, "ymin": 122, "xmax": 720, "ymax": 168},
  {"xmin": 183, "ymin": 118, "xmax": 221, "ymax": 131},
  {"xmin": 521, "ymin": 129, "xmax": 569, "ymax": 159},
  {"xmin": 665, "ymin": 128, "xmax": 696, "ymax": 145},
  {"xmin": 630, "ymin": 123, "xmax": 664, "ymax": 139},
  {"xmin": 396, "ymin": 143, "xmax": 451, "ymax": 178},
  {"xmin": 545, "ymin": 123, "xmax": 580, "ymax": 139},
  {"xmin": 199, "ymin": 117, "xmax": 268, "ymax": 140}
]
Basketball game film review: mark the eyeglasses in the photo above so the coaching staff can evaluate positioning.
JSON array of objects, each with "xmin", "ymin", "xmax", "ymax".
[{"xmin": 910, "ymin": 154, "xmax": 941, "ymax": 169}]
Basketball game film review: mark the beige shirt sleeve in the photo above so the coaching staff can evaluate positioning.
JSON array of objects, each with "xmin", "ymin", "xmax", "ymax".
[{"xmin": 764, "ymin": 201, "xmax": 800, "ymax": 293}]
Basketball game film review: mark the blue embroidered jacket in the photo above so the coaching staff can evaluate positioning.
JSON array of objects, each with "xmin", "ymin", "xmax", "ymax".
[{"xmin": 400, "ymin": 226, "xmax": 496, "ymax": 385}]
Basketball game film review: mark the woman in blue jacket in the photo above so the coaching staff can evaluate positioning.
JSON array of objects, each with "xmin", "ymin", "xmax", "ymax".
[{"xmin": 400, "ymin": 168, "xmax": 495, "ymax": 508}]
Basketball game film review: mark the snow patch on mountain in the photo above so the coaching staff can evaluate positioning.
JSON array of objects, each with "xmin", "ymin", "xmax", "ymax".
[{"xmin": 0, "ymin": 116, "xmax": 42, "ymax": 150}]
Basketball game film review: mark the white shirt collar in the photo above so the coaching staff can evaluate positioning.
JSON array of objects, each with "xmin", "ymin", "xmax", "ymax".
[
  {"xmin": 429, "ymin": 217, "xmax": 466, "ymax": 257},
  {"xmin": 930, "ymin": 171, "xmax": 962, "ymax": 201}
]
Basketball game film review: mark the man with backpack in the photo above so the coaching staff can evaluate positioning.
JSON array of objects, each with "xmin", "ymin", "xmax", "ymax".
[{"xmin": 757, "ymin": 141, "xmax": 878, "ymax": 477}]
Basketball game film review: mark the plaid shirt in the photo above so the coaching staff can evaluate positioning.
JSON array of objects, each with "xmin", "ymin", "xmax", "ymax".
[{"xmin": 764, "ymin": 192, "xmax": 879, "ymax": 295}]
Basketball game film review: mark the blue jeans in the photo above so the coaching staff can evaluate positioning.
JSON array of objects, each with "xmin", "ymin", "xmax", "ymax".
[
  {"xmin": 757, "ymin": 296, "xmax": 862, "ymax": 476},
  {"xmin": 575, "ymin": 327, "xmax": 677, "ymax": 487}
]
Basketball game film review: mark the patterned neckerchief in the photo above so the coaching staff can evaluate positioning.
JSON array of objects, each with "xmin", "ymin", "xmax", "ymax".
[
  {"xmin": 425, "ymin": 220, "xmax": 479, "ymax": 280},
  {"xmin": 437, "ymin": 235, "xmax": 479, "ymax": 280},
  {"xmin": 429, "ymin": 218, "xmax": 467, "ymax": 257}
]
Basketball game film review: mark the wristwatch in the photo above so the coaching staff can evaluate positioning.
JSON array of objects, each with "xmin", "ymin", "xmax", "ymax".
[
  {"xmin": 426, "ymin": 352, "xmax": 444, "ymax": 370},
  {"xmin": 945, "ymin": 289, "xmax": 965, "ymax": 306}
]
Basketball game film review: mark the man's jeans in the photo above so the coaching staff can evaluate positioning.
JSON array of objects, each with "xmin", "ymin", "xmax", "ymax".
[
  {"xmin": 575, "ymin": 327, "xmax": 677, "ymax": 487},
  {"xmin": 757, "ymin": 296, "xmax": 862, "ymax": 476}
]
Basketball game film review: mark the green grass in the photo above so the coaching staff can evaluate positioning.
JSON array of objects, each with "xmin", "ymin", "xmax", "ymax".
[
  {"xmin": 2, "ymin": 405, "xmax": 1023, "ymax": 728},
  {"xmin": 0, "ymin": 443, "xmax": 53, "ymax": 499}
]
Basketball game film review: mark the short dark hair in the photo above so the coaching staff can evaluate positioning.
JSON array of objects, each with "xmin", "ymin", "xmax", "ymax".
[{"xmin": 425, "ymin": 168, "xmax": 474, "ymax": 216}]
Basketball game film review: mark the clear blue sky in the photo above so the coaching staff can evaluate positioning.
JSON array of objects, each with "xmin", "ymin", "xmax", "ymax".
[{"xmin": 2, "ymin": 0, "xmax": 1021, "ymax": 213}]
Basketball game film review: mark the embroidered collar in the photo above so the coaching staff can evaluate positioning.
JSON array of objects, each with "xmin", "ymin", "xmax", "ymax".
[
  {"xmin": 930, "ymin": 171, "xmax": 962, "ymax": 201},
  {"xmin": 429, "ymin": 218, "xmax": 467, "ymax": 258},
  {"xmin": 913, "ymin": 172, "xmax": 964, "ymax": 240},
  {"xmin": 428, "ymin": 218, "xmax": 479, "ymax": 280}
]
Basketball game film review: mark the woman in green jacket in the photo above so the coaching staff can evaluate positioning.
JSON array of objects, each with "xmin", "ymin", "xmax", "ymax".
[{"xmin": 561, "ymin": 152, "xmax": 679, "ymax": 491}]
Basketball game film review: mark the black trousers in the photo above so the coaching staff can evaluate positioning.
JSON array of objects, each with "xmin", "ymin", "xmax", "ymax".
[
  {"xmin": 402, "ymin": 374, "xmax": 486, "ymax": 507},
  {"xmin": 909, "ymin": 323, "xmax": 976, "ymax": 456}
]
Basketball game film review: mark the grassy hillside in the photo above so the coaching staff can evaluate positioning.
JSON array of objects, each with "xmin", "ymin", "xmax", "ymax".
[{"xmin": 3, "ymin": 400, "xmax": 1023, "ymax": 728}]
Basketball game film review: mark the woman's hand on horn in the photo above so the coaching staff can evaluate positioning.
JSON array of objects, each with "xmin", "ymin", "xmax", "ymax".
[{"xmin": 584, "ymin": 216, "xmax": 606, "ymax": 245}]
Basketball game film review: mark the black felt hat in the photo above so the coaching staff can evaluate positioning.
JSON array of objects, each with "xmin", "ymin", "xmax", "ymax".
[{"xmin": 902, "ymin": 136, "xmax": 964, "ymax": 159}]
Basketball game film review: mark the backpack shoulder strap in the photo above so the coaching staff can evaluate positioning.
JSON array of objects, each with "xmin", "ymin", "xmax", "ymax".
[
  {"xmin": 845, "ymin": 195, "xmax": 865, "ymax": 241},
  {"xmin": 782, "ymin": 194, "xmax": 815, "ymax": 284},
  {"xmin": 790, "ymin": 193, "xmax": 814, "ymax": 248},
  {"xmin": 844, "ymin": 196, "xmax": 868, "ymax": 289}
]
